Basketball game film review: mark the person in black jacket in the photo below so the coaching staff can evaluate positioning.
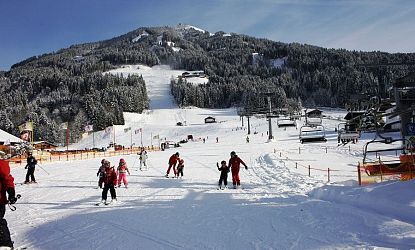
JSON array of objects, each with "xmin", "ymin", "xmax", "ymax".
[
  {"xmin": 25, "ymin": 152, "xmax": 37, "ymax": 184},
  {"xmin": 217, "ymin": 160, "xmax": 230, "ymax": 190}
]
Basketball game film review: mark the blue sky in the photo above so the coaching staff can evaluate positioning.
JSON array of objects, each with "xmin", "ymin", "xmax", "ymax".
[{"xmin": 1, "ymin": 0, "xmax": 414, "ymax": 70}]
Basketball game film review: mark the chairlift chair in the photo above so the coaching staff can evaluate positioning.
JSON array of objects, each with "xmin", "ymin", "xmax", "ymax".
[
  {"xmin": 361, "ymin": 138, "xmax": 415, "ymax": 179},
  {"xmin": 299, "ymin": 125, "xmax": 327, "ymax": 143}
]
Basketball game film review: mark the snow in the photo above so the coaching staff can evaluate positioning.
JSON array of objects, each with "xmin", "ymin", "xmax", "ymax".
[
  {"xmin": 270, "ymin": 57, "xmax": 287, "ymax": 68},
  {"xmin": 176, "ymin": 24, "xmax": 205, "ymax": 33},
  {"xmin": 132, "ymin": 31, "xmax": 149, "ymax": 43},
  {"xmin": 6, "ymin": 65, "xmax": 415, "ymax": 249}
]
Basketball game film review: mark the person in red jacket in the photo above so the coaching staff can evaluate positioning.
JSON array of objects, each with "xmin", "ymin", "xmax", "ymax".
[
  {"xmin": 228, "ymin": 151, "xmax": 248, "ymax": 189},
  {"xmin": 0, "ymin": 159, "xmax": 17, "ymax": 249},
  {"xmin": 99, "ymin": 160, "xmax": 118, "ymax": 205},
  {"xmin": 165, "ymin": 152, "xmax": 180, "ymax": 177}
]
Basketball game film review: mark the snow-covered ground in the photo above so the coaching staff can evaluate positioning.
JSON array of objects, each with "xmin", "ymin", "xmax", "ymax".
[{"xmin": 7, "ymin": 65, "xmax": 415, "ymax": 249}]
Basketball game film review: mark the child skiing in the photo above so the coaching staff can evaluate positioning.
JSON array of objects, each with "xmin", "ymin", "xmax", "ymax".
[
  {"xmin": 24, "ymin": 152, "xmax": 37, "ymax": 184},
  {"xmin": 98, "ymin": 161, "xmax": 118, "ymax": 205},
  {"xmin": 117, "ymin": 158, "xmax": 130, "ymax": 188},
  {"xmin": 96, "ymin": 159, "xmax": 106, "ymax": 189},
  {"xmin": 176, "ymin": 159, "xmax": 184, "ymax": 178},
  {"xmin": 139, "ymin": 150, "xmax": 148, "ymax": 170},
  {"xmin": 217, "ymin": 160, "xmax": 230, "ymax": 189}
]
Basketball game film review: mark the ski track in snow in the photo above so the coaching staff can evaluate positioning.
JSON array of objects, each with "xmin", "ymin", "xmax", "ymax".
[{"xmin": 6, "ymin": 65, "xmax": 415, "ymax": 249}]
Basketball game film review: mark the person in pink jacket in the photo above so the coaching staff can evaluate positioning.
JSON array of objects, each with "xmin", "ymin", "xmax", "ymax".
[{"xmin": 117, "ymin": 158, "xmax": 130, "ymax": 188}]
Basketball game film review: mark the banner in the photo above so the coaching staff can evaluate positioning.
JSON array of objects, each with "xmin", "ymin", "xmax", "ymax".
[
  {"xmin": 84, "ymin": 124, "xmax": 93, "ymax": 132},
  {"xmin": 20, "ymin": 131, "xmax": 30, "ymax": 141},
  {"xmin": 153, "ymin": 134, "xmax": 160, "ymax": 140},
  {"xmin": 135, "ymin": 128, "xmax": 142, "ymax": 134},
  {"xmin": 59, "ymin": 122, "xmax": 68, "ymax": 130},
  {"xmin": 124, "ymin": 127, "xmax": 131, "ymax": 133},
  {"xmin": 18, "ymin": 121, "xmax": 33, "ymax": 133},
  {"xmin": 105, "ymin": 126, "xmax": 113, "ymax": 134}
]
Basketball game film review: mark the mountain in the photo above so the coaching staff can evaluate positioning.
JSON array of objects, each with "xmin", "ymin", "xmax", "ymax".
[{"xmin": 1, "ymin": 24, "xmax": 415, "ymax": 144}]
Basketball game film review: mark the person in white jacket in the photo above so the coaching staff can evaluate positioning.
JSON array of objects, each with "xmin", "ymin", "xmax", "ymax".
[{"xmin": 139, "ymin": 149, "xmax": 148, "ymax": 170}]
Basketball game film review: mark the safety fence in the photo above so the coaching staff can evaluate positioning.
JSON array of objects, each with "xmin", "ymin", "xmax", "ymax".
[
  {"xmin": 9, "ymin": 146, "xmax": 160, "ymax": 166},
  {"xmin": 273, "ymin": 146, "xmax": 358, "ymax": 183}
]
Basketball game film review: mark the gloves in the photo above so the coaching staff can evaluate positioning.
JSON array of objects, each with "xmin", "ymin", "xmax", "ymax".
[
  {"xmin": 7, "ymin": 188, "xmax": 17, "ymax": 204},
  {"xmin": 245, "ymin": 166, "xmax": 248, "ymax": 170},
  {"xmin": 25, "ymin": 165, "xmax": 28, "ymax": 169},
  {"xmin": 97, "ymin": 172, "xmax": 99, "ymax": 177}
]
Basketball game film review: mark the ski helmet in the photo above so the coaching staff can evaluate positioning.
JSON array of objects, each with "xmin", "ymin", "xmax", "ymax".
[
  {"xmin": 175, "ymin": 152, "xmax": 180, "ymax": 156},
  {"xmin": 230, "ymin": 151, "xmax": 236, "ymax": 156}
]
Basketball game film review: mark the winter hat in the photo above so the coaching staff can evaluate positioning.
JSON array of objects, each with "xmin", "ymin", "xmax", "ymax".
[
  {"xmin": 221, "ymin": 160, "xmax": 226, "ymax": 165},
  {"xmin": 120, "ymin": 158, "xmax": 126, "ymax": 163},
  {"xmin": 175, "ymin": 152, "xmax": 180, "ymax": 156},
  {"xmin": 230, "ymin": 151, "xmax": 236, "ymax": 156}
]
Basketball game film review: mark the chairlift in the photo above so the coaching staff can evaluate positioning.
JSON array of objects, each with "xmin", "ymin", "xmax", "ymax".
[
  {"xmin": 337, "ymin": 122, "xmax": 360, "ymax": 144},
  {"xmin": 361, "ymin": 138, "xmax": 415, "ymax": 179},
  {"xmin": 305, "ymin": 117, "xmax": 322, "ymax": 127},
  {"xmin": 299, "ymin": 125, "xmax": 327, "ymax": 143},
  {"xmin": 277, "ymin": 117, "xmax": 296, "ymax": 128}
]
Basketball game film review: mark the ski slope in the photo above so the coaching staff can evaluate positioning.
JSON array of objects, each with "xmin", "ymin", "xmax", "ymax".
[{"xmin": 7, "ymin": 65, "xmax": 415, "ymax": 249}]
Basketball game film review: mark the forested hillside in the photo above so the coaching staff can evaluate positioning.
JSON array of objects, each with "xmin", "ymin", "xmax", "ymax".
[{"xmin": 1, "ymin": 25, "xmax": 414, "ymax": 144}]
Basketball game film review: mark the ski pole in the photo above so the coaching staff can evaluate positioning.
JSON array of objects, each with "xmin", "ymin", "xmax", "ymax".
[
  {"xmin": 8, "ymin": 194, "xmax": 21, "ymax": 211},
  {"xmin": 37, "ymin": 164, "xmax": 50, "ymax": 175}
]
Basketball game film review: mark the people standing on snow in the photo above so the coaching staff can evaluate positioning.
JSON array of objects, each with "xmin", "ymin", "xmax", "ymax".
[
  {"xmin": 100, "ymin": 161, "xmax": 117, "ymax": 204},
  {"xmin": 117, "ymin": 158, "xmax": 130, "ymax": 188},
  {"xmin": 139, "ymin": 149, "xmax": 148, "ymax": 170},
  {"xmin": 176, "ymin": 159, "xmax": 184, "ymax": 178},
  {"xmin": 217, "ymin": 160, "xmax": 230, "ymax": 190},
  {"xmin": 165, "ymin": 152, "xmax": 180, "ymax": 177},
  {"xmin": 246, "ymin": 136, "xmax": 250, "ymax": 143},
  {"xmin": 0, "ymin": 159, "xmax": 17, "ymax": 249},
  {"xmin": 228, "ymin": 151, "xmax": 248, "ymax": 189},
  {"xmin": 24, "ymin": 152, "xmax": 37, "ymax": 184},
  {"xmin": 96, "ymin": 159, "xmax": 106, "ymax": 188}
]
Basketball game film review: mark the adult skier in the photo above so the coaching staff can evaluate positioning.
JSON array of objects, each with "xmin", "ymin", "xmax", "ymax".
[
  {"xmin": 24, "ymin": 152, "xmax": 37, "ymax": 184},
  {"xmin": 0, "ymin": 159, "xmax": 17, "ymax": 249},
  {"xmin": 165, "ymin": 152, "xmax": 180, "ymax": 177},
  {"xmin": 228, "ymin": 151, "xmax": 248, "ymax": 189}
]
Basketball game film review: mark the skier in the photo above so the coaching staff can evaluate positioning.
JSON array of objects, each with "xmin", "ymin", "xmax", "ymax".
[
  {"xmin": 0, "ymin": 159, "xmax": 17, "ymax": 249},
  {"xmin": 228, "ymin": 151, "xmax": 248, "ymax": 189},
  {"xmin": 176, "ymin": 159, "xmax": 184, "ymax": 178},
  {"xmin": 24, "ymin": 152, "xmax": 37, "ymax": 184},
  {"xmin": 117, "ymin": 158, "xmax": 130, "ymax": 188},
  {"xmin": 165, "ymin": 152, "xmax": 180, "ymax": 177},
  {"xmin": 99, "ymin": 161, "xmax": 117, "ymax": 205},
  {"xmin": 217, "ymin": 160, "xmax": 230, "ymax": 189},
  {"xmin": 139, "ymin": 150, "xmax": 148, "ymax": 170},
  {"xmin": 96, "ymin": 159, "xmax": 106, "ymax": 189}
]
